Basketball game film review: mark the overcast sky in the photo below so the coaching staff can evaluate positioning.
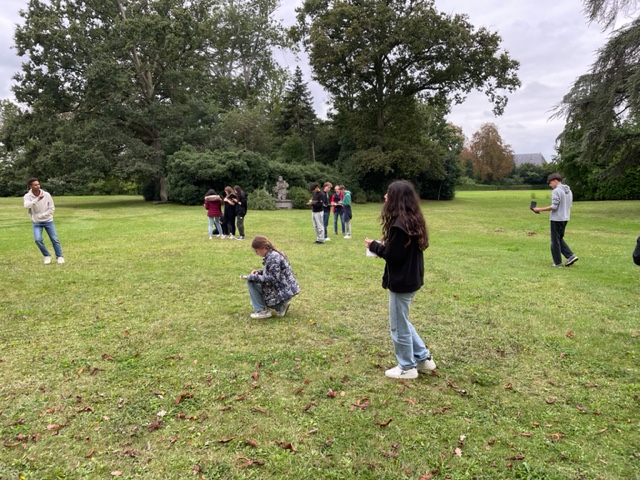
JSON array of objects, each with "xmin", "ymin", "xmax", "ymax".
[{"xmin": 1, "ymin": 0, "xmax": 615, "ymax": 161}]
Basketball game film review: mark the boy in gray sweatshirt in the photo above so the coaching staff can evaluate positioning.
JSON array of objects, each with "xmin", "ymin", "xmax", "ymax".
[{"xmin": 532, "ymin": 173, "xmax": 578, "ymax": 267}]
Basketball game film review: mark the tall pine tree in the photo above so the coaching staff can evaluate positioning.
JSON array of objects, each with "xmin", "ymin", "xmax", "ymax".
[{"xmin": 278, "ymin": 66, "xmax": 317, "ymax": 160}]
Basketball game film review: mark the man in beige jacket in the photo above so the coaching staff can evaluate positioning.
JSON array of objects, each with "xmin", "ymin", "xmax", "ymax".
[{"xmin": 23, "ymin": 178, "xmax": 64, "ymax": 264}]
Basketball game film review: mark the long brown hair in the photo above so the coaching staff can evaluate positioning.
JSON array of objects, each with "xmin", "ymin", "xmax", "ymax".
[
  {"xmin": 380, "ymin": 180, "xmax": 428, "ymax": 250},
  {"xmin": 251, "ymin": 235, "xmax": 288, "ymax": 260}
]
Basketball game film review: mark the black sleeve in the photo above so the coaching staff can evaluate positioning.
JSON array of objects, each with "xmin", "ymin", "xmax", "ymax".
[{"xmin": 634, "ymin": 236, "xmax": 640, "ymax": 266}]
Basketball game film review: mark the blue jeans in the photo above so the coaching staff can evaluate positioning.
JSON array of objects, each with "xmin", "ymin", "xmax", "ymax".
[
  {"xmin": 247, "ymin": 281, "xmax": 266, "ymax": 311},
  {"xmin": 33, "ymin": 221, "xmax": 63, "ymax": 258},
  {"xmin": 323, "ymin": 210, "xmax": 331, "ymax": 237},
  {"xmin": 208, "ymin": 216, "xmax": 222, "ymax": 236},
  {"xmin": 550, "ymin": 221, "xmax": 574, "ymax": 265},
  {"xmin": 389, "ymin": 291, "xmax": 430, "ymax": 370},
  {"xmin": 334, "ymin": 210, "xmax": 344, "ymax": 234}
]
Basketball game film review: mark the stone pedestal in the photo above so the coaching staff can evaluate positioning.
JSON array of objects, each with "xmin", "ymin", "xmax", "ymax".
[{"xmin": 275, "ymin": 199, "xmax": 293, "ymax": 209}]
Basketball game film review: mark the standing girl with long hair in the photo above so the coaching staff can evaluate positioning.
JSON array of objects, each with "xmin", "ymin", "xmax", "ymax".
[
  {"xmin": 222, "ymin": 186, "xmax": 238, "ymax": 239},
  {"xmin": 365, "ymin": 180, "xmax": 436, "ymax": 379},
  {"xmin": 234, "ymin": 185, "xmax": 247, "ymax": 240}
]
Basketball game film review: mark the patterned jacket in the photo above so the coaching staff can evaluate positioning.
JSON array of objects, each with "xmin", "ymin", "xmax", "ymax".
[{"xmin": 248, "ymin": 249, "xmax": 300, "ymax": 307}]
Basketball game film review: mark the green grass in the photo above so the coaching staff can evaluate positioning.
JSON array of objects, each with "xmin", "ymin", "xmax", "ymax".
[{"xmin": 0, "ymin": 191, "xmax": 638, "ymax": 479}]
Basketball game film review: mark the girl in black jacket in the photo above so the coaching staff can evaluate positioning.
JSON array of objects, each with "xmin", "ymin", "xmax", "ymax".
[{"xmin": 365, "ymin": 180, "xmax": 436, "ymax": 379}]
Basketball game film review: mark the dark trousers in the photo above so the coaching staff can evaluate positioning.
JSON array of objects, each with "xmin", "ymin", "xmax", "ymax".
[
  {"xmin": 223, "ymin": 213, "xmax": 236, "ymax": 235},
  {"xmin": 236, "ymin": 214, "xmax": 245, "ymax": 237},
  {"xmin": 550, "ymin": 221, "xmax": 574, "ymax": 265}
]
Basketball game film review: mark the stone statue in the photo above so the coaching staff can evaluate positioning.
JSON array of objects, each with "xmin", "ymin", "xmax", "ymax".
[{"xmin": 275, "ymin": 176, "xmax": 289, "ymax": 200}]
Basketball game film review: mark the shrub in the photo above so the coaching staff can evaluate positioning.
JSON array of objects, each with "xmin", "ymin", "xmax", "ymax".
[
  {"xmin": 248, "ymin": 188, "xmax": 276, "ymax": 210},
  {"xmin": 288, "ymin": 186, "xmax": 311, "ymax": 209}
]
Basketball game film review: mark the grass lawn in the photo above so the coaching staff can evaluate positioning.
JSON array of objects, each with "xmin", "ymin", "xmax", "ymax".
[{"xmin": 0, "ymin": 190, "xmax": 638, "ymax": 479}]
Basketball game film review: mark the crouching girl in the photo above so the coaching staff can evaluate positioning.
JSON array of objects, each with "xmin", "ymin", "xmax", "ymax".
[{"xmin": 243, "ymin": 236, "xmax": 300, "ymax": 319}]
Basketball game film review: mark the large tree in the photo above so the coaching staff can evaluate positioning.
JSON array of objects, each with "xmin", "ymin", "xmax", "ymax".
[
  {"xmin": 468, "ymin": 123, "xmax": 515, "ymax": 183},
  {"xmin": 553, "ymin": 0, "xmax": 640, "ymax": 199},
  {"xmin": 294, "ymin": 0, "xmax": 519, "ymax": 147},
  {"xmin": 292, "ymin": 0, "xmax": 519, "ymax": 194},
  {"xmin": 6, "ymin": 0, "xmax": 286, "ymax": 200},
  {"xmin": 277, "ymin": 66, "xmax": 317, "ymax": 161}
]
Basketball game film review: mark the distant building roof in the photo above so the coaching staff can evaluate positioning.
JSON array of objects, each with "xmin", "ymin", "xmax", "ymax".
[{"xmin": 514, "ymin": 153, "xmax": 546, "ymax": 167}]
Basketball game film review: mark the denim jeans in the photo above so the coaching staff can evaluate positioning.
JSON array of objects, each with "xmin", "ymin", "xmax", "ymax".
[
  {"xmin": 388, "ymin": 291, "xmax": 430, "ymax": 370},
  {"xmin": 208, "ymin": 216, "xmax": 222, "ymax": 236},
  {"xmin": 334, "ymin": 210, "xmax": 345, "ymax": 234},
  {"xmin": 323, "ymin": 210, "xmax": 331, "ymax": 238},
  {"xmin": 247, "ymin": 281, "xmax": 266, "ymax": 311},
  {"xmin": 550, "ymin": 221, "xmax": 574, "ymax": 265},
  {"xmin": 33, "ymin": 221, "xmax": 63, "ymax": 258}
]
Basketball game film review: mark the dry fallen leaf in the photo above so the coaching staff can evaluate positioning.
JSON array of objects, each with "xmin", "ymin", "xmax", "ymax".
[
  {"xmin": 175, "ymin": 393, "xmax": 193, "ymax": 405},
  {"xmin": 545, "ymin": 397, "xmax": 557, "ymax": 404},
  {"xmin": 245, "ymin": 439, "xmax": 259, "ymax": 448},
  {"xmin": 454, "ymin": 447, "xmax": 462, "ymax": 457},
  {"xmin": 275, "ymin": 441, "xmax": 297, "ymax": 452},
  {"xmin": 148, "ymin": 420, "xmax": 163, "ymax": 432},
  {"xmin": 218, "ymin": 437, "xmax": 236, "ymax": 444},
  {"xmin": 376, "ymin": 418, "xmax": 393, "ymax": 427}
]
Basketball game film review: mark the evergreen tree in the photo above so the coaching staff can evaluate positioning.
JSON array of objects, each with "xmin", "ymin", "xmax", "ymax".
[{"xmin": 277, "ymin": 66, "xmax": 317, "ymax": 161}]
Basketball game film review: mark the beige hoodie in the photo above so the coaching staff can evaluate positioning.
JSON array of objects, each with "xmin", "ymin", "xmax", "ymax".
[{"xmin": 23, "ymin": 189, "xmax": 55, "ymax": 223}]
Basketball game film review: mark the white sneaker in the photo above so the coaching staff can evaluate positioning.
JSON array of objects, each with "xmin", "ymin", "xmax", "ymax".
[
  {"xmin": 209, "ymin": 235, "xmax": 213, "ymax": 240},
  {"xmin": 384, "ymin": 366, "xmax": 418, "ymax": 379},
  {"xmin": 44, "ymin": 256, "xmax": 52, "ymax": 265},
  {"xmin": 57, "ymin": 257, "xmax": 65, "ymax": 264},
  {"xmin": 417, "ymin": 357, "xmax": 436, "ymax": 372},
  {"xmin": 325, "ymin": 237, "xmax": 331, "ymax": 241},
  {"xmin": 227, "ymin": 235, "xmax": 235, "ymax": 239},
  {"xmin": 343, "ymin": 235, "xmax": 351, "ymax": 239},
  {"xmin": 250, "ymin": 309, "xmax": 272, "ymax": 319},
  {"xmin": 276, "ymin": 300, "xmax": 291, "ymax": 317}
]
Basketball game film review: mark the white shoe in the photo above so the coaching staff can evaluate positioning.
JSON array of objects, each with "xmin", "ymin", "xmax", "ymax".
[
  {"xmin": 276, "ymin": 300, "xmax": 291, "ymax": 317},
  {"xmin": 325, "ymin": 237, "xmax": 331, "ymax": 241},
  {"xmin": 384, "ymin": 366, "xmax": 418, "ymax": 379},
  {"xmin": 209, "ymin": 235, "xmax": 213, "ymax": 240},
  {"xmin": 44, "ymin": 256, "xmax": 52, "ymax": 265},
  {"xmin": 417, "ymin": 357, "xmax": 436, "ymax": 372},
  {"xmin": 57, "ymin": 257, "xmax": 65, "ymax": 264},
  {"xmin": 343, "ymin": 235, "xmax": 351, "ymax": 239},
  {"xmin": 250, "ymin": 309, "xmax": 272, "ymax": 319}
]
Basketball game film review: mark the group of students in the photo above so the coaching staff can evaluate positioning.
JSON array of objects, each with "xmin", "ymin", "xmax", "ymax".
[
  {"xmin": 204, "ymin": 185, "xmax": 247, "ymax": 240},
  {"xmin": 309, "ymin": 182, "xmax": 353, "ymax": 244}
]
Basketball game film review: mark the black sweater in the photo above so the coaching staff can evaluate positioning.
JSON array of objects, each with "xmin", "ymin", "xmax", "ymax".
[{"xmin": 369, "ymin": 223, "xmax": 424, "ymax": 293}]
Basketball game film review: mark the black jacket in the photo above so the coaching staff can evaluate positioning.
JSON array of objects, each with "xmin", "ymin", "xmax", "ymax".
[
  {"xmin": 369, "ymin": 223, "xmax": 424, "ymax": 293},
  {"xmin": 634, "ymin": 236, "xmax": 640, "ymax": 266}
]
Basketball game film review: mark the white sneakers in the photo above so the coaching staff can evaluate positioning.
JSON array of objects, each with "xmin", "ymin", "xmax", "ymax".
[
  {"xmin": 417, "ymin": 357, "xmax": 437, "ymax": 372},
  {"xmin": 385, "ymin": 357, "xmax": 437, "ymax": 379},
  {"xmin": 385, "ymin": 366, "xmax": 418, "ymax": 379},
  {"xmin": 44, "ymin": 256, "xmax": 65, "ymax": 264},
  {"xmin": 250, "ymin": 309, "xmax": 272, "ymax": 319}
]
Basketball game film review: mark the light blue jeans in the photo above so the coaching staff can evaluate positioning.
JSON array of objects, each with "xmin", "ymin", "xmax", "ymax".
[
  {"xmin": 389, "ymin": 291, "xmax": 430, "ymax": 370},
  {"xmin": 247, "ymin": 281, "xmax": 266, "ymax": 312},
  {"xmin": 208, "ymin": 216, "xmax": 222, "ymax": 236},
  {"xmin": 33, "ymin": 221, "xmax": 63, "ymax": 258}
]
